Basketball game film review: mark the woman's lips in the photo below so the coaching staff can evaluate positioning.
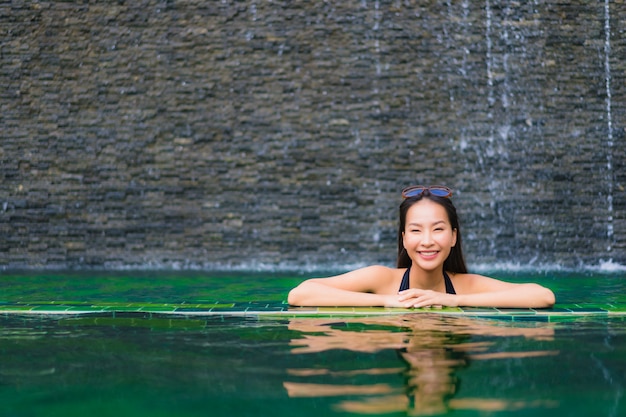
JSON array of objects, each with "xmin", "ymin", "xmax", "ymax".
[{"xmin": 418, "ymin": 251, "xmax": 439, "ymax": 259}]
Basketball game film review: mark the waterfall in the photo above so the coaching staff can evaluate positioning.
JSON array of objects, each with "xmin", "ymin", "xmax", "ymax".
[
  {"xmin": 604, "ymin": 0, "xmax": 614, "ymax": 253},
  {"xmin": 485, "ymin": 0, "xmax": 495, "ymax": 108}
]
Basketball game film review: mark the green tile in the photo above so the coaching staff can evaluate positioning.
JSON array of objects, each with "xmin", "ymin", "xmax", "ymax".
[
  {"xmin": 569, "ymin": 307, "xmax": 608, "ymax": 314},
  {"xmin": 287, "ymin": 305, "xmax": 318, "ymax": 310},
  {"xmin": 459, "ymin": 307, "xmax": 500, "ymax": 313},
  {"xmin": 31, "ymin": 305, "xmax": 73, "ymax": 311},
  {"xmin": 101, "ymin": 306, "xmax": 143, "ymax": 312},
  {"xmin": 316, "ymin": 307, "xmax": 360, "ymax": 314},
  {"xmin": 66, "ymin": 306, "xmax": 110, "ymax": 312},
  {"xmin": 539, "ymin": 307, "xmax": 573, "ymax": 313},
  {"xmin": 94, "ymin": 302, "xmax": 136, "ymax": 307},
  {"xmin": 0, "ymin": 305, "xmax": 35, "ymax": 311},
  {"xmin": 429, "ymin": 306, "xmax": 464, "ymax": 313},
  {"xmin": 49, "ymin": 301, "xmax": 91, "ymax": 306},
  {"xmin": 547, "ymin": 316, "xmax": 586, "ymax": 323},
  {"xmin": 495, "ymin": 308, "xmax": 537, "ymax": 315},
  {"xmin": 198, "ymin": 303, "xmax": 236, "ymax": 309},
  {"xmin": 479, "ymin": 315, "xmax": 516, "ymax": 321},
  {"xmin": 138, "ymin": 306, "xmax": 178, "ymax": 312},
  {"xmin": 351, "ymin": 307, "xmax": 391, "ymax": 313},
  {"xmin": 573, "ymin": 303, "xmax": 614, "ymax": 309},
  {"xmin": 513, "ymin": 315, "xmax": 549, "ymax": 322}
]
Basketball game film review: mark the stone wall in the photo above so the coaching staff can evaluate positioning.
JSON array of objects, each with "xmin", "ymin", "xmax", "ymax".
[{"xmin": 1, "ymin": 1, "xmax": 624, "ymax": 271}]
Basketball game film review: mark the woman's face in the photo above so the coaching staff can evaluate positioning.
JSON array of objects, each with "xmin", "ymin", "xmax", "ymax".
[{"xmin": 402, "ymin": 199, "xmax": 457, "ymax": 272}]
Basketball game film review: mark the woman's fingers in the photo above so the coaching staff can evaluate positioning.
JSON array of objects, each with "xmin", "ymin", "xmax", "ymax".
[
  {"xmin": 398, "ymin": 289, "xmax": 425, "ymax": 300},
  {"xmin": 398, "ymin": 290, "xmax": 451, "ymax": 308}
]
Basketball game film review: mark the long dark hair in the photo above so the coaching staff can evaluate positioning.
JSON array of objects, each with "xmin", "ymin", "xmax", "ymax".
[{"xmin": 396, "ymin": 193, "xmax": 468, "ymax": 273}]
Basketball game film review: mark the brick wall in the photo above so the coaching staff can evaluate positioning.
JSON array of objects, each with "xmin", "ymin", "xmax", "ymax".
[{"xmin": 1, "ymin": 1, "xmax": 624, "ymax": 270}]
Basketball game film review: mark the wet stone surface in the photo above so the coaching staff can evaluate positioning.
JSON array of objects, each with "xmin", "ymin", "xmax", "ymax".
[{"xmin": 1, "ymin": 1, "xmax": 625, "ymax": 270}]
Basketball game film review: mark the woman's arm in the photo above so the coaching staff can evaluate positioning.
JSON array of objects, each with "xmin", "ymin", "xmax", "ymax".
[
  {"xmin": 456, "ymin": 282, "xmax": 555, "ymax": 308},
  {"xmin": 398, "ymin": 274, "xmax": 556, "ymax": 309},
  {"xmin": 287, "ymin": 265, "xmax": 399, "ymax": 307}
]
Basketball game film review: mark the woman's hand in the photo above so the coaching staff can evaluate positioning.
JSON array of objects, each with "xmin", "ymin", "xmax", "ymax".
[{"xmin": 397, "ymin": 289, "xmax": 459, "ymax": 309}]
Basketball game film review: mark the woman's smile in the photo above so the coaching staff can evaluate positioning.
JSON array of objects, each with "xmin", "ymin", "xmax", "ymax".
[{"xmin": 419, "ymin": 250, "xmax": 439, "ymax": 258}]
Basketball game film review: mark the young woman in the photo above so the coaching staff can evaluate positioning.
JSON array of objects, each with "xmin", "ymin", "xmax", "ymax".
[{"xmin": 288, "ymin": 185, "xmax": 556, "ymax": 308}]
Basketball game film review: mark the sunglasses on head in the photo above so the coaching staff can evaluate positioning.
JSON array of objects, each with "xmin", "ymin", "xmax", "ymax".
[{"xmin": 401, "ymin": 185, "xmax": 453, "ymax": 199}]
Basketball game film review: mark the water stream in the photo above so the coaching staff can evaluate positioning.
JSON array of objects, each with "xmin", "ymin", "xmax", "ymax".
[{"xmin": 603, "ymin": 0, "xmax": 614, "ymax": 254}]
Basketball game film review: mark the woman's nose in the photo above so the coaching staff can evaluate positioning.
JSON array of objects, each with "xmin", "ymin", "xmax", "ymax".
[{"xmin": 421, "ymin": 231, "xmax": 434, "ymax": 245}]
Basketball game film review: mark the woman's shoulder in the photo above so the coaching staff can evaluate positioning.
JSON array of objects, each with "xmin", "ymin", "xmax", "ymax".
[
  {"xmin": 351, "ymin": 265, "xmax": 404, "ymax": 280},
  {"xmin": 352, "ymin": 265, "xmax": 406, "ymax": 289},
  {"xmin": 322, "ymin": 264, "xmax": 401, "ymax": 282},
  {"xmin": 361, "ymin": 264, "xmax": 401, "ymax": 273},
  {"xmin": 365, "ymin": 265, "xmax": 406, "ymax": 292},
  {"xmin": 448, "ymin": 271, "xmax": 485, "ymax": 280}
]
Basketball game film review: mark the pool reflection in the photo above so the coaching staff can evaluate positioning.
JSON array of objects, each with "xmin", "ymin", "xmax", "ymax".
[{"xmin": 284, "ymin": 314, "xmax": 558, "ymax": 416}]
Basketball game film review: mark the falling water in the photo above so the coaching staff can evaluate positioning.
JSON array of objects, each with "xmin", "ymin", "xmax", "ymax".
[
  {"xmin": 485, "ymin": 0, "xmax": 495, "ymax": 108},
  {"xmin": 604, "ymin": 0, "xmax": 614, "ymax": 253},
  {"xmin": 483, "ymin": 0, "xmax": 510, "ymax": 228}
]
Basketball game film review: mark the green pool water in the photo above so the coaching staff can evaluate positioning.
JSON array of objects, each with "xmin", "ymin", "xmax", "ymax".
[{"xmin": 1, "ymin": 271, "xmax": 625, "ymax": 416}]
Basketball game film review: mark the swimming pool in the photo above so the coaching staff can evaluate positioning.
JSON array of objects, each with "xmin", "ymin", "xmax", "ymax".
[{"xmin": 1, "ymin": 271, "xmax": 625, "ymax": 416}]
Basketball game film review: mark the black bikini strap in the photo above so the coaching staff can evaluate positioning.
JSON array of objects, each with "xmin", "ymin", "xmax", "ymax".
[
  {"xmin": 443, "ymin": 271, "xmax": 456, "ymax": 295},
  {"xmin": 400, "ymin": 266, "xmax": 456, "ymax": 295},
  {"xmin": 399, "ymin": 267, "xmax": 410, "ymax": 292}
]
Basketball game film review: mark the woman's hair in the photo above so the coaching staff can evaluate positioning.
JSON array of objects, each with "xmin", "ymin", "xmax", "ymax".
[{"xmin": 396, "ymin": 192, "xmax": 468, "ymax": 273}]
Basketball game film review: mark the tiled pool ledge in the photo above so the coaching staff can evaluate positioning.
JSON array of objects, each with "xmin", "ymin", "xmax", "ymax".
[{"xmin": 1, "ymin": 301, "xmax": 626, "ymax": 322}]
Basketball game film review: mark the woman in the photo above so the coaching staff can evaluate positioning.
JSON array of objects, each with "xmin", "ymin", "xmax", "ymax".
[{"xmin": 288, "ymin": 185, "xmax": 556, "ymax": 308}]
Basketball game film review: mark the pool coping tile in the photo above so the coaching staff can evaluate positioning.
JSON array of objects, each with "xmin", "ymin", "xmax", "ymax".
[{"xmin": 1, "ymin": 301, "xmax": 625, "ymax": 321}]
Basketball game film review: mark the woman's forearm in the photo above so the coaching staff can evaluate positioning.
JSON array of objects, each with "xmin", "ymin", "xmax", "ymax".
[
  {"xmin": 287, "ymin": 281, "xmax": 391, "ymax": 307},
  {"xmin": 456, "ymin": 283, "xmax": 556, "ymax": 308}
]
